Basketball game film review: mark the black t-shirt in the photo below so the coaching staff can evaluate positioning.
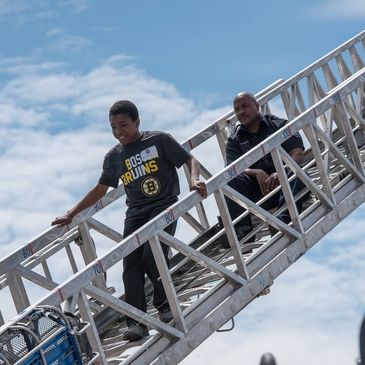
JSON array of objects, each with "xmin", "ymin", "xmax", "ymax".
[
  {"xmin": 99, "ymin": 131, "xmax": 191, "ymax": 214},
  {"xmin": 226, "ymin": 114, "xmax": 304, "ymax": 174}
]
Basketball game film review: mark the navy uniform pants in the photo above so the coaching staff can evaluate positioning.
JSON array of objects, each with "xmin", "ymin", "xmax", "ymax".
[{"xmin": 226, "ymin": 172, "xmax": 308, "ymax": 234}]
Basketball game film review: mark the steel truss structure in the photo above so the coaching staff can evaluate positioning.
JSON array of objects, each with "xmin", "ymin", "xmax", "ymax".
[{"xmin": 1, "ymin": 30, "xmax": 365, "ymax": 365}]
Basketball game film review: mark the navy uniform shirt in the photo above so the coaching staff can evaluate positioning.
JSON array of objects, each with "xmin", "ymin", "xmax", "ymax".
[
  {"xmin": 226, "ymin": 114, "xmax": 304, "ymax": 174},
  {"xmin": 99, "ymin": 131, "xmax": 191, "ymax": 216}
]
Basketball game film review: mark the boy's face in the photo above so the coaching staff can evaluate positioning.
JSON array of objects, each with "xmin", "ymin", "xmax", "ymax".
[{"xmin": 110, "ymin": 113, "xmax": 140, "ymax": 145}]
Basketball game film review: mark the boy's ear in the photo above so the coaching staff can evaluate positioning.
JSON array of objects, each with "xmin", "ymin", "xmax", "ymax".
[{"xmin": 136, "ymin": 118, "xmax": 140, "ymax": 128}]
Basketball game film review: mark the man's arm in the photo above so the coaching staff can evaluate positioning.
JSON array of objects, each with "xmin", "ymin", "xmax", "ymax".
[
  {"xmin": 51, "ymin": 183, "xmax": 109, "ymax": 227},
  {"xmin": 185, "ymin": 156, "xmax": 207, "ymax": 198},
  {"xmin": 289, "ymin": 147, "xmax": 304, "ymax": 166}
]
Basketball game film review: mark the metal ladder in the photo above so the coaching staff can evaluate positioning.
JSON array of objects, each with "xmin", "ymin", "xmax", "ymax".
[{"xmin": 1, "ymin": 30, "xmax": 365, "ymax": 365}]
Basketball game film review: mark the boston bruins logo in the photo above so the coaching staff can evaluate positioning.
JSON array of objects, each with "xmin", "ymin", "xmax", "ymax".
[{"xmin": 141, "ymin": 177, "xmax": 161, "ymax": 197}]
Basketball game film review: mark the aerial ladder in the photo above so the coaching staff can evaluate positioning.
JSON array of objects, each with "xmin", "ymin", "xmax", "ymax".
[{"xmin": 1, "ymin": 30, "xmax": 365, "ymax": 365}]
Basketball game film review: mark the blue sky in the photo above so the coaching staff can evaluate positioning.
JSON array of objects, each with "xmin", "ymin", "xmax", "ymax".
[
  {"xmin": 1, "ymin": 0, "xmax": 365, "ymax": 105},
  {"xmin": 1, "ymin": 1, "xmax": 365, "ymax": 364}
]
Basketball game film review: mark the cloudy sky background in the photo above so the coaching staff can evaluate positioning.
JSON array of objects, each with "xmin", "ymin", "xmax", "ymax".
[{"xmin": 1, "ymin": 0, "xmax": 365, "ymax": 364}]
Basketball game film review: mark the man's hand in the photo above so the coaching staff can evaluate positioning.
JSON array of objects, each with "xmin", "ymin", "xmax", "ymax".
[
  {"xmin": 254, "ymin": 169, "xmax": 271, "ymax": 195},
  {"xmin": 190, "ymin": 179, "xmax": 208, "ymax": 198},
  {"xmin": 264, "ymin": 172, "xmax": 280, "ymax": 194},
  {"xmin": 51, "ymin": 212, "xmax": 74, "ymax": 227}
]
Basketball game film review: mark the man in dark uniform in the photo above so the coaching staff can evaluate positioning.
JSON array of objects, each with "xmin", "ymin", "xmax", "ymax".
[
  {"xmin": 52, "ymin": 100, "xmax": 207, "ymax": 341},
  {"xmin": 225, "ymin": 92, "xmax": 307, "ymax": 242}
]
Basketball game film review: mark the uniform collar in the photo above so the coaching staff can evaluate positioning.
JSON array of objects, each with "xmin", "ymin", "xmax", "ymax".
[{"xmin": 237, "ymin": 114, "xmax": 269, "ymax": 136}]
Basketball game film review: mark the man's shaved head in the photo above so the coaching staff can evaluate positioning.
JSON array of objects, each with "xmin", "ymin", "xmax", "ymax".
[{"xmin": 233, "ymin": 92, "xmax": 257, "ymax": 104}]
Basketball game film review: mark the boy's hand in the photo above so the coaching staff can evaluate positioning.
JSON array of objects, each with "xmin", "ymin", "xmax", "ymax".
[
  {"xmin": 51, "ymin": 213, "xmax": 73, "ymax": 227},
  {"xmin": 190, "ymin": 179, "xmax": 207, "ymax": 198}
]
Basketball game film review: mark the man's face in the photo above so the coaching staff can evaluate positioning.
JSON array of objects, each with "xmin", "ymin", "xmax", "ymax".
[
  {"xmin": 110, "ymin": 113, "xmax": 140, "ymax": 145},
  {"xmin": 233, "ymin": 95, "xmax": 260, "ymax": 127}
]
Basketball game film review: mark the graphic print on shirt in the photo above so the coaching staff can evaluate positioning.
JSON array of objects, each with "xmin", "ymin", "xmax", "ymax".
[
  {"xmin": 141, "ymin": 176, "xmax": 161, "ymax": 196},
  {"xmin": 121, "ymin": 145, "xmax": 161, "ymax": 196}
]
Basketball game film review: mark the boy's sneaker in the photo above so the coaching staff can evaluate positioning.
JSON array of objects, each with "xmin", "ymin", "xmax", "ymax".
[
  {"xmin": 122, "ymin": 323, "xmax": 149, "ymax": 341},
  {"xmin": 158, "ymin": 307, "xmax": 173, "ymax": 323}
]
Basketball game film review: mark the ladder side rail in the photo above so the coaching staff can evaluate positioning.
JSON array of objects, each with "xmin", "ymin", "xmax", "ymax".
[
  {"xmin": 143, "ymin": 179, "xmax": 365, "ymax": 365},
  {"xmin": 258, "ymin": 30, "xmax": 365, "ymax": 106},
  {"xmin": 104, "ymin": 172, "xmax": 364, "ymax": 365},
  {"xmin": 0, "ymin": 230, "xmax": 78, "ymax": 291},
  {"xmin": 0, "ymin": 229, "xmax": 92, "ymax": 320},
  {"xmin": 0, "ymin": 185, "xmax": 125, "ymax": 276},
  {"xmin": 20, "ymin": 229, "xmax": 79, "ymax": 270}
]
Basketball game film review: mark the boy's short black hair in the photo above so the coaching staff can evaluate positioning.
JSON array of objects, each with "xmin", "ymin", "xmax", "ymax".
[{"xmin": 109, "ymin": 100, "xmax": 139, "ymax": 121}]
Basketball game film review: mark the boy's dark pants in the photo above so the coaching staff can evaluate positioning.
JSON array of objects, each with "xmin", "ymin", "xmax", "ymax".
[{"xmin": 122, "ymin": 205, "xmax": 177, "ymax": 328}]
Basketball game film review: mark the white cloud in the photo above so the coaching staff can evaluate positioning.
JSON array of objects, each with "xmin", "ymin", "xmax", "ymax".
[
  {"xmin": 314, "ymin": 0, "xmax": 365, "ymax": 19},
  {"xmin": 48, "ymin": 34, "xmax": 92, "ymax": 53},
  {"xmin": 0, "ymin": 0, "xmax": 91, "ymax": 24},
  {"xmin": 0, "ymin": 103, "xmax": 49, "ymax": 127},
  {"xmin": 0, "ymin": 0, "xmax": 37, "ymax": 17},
  {"xmin": 59, "ymin": 0, "xmax": 93, "ymax": 13},
  {"xmin": 0, "ymin": 0, "xmax": 52, "ymax": 23},
  {"xmin": 46, "ymin": 28, "xmax": 65, "ymax": 37}
]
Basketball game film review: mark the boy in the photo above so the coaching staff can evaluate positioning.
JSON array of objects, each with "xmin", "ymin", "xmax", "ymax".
[{"xmin": 52, "ymin": 100, "xmax": 207, "ymax": 340}]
